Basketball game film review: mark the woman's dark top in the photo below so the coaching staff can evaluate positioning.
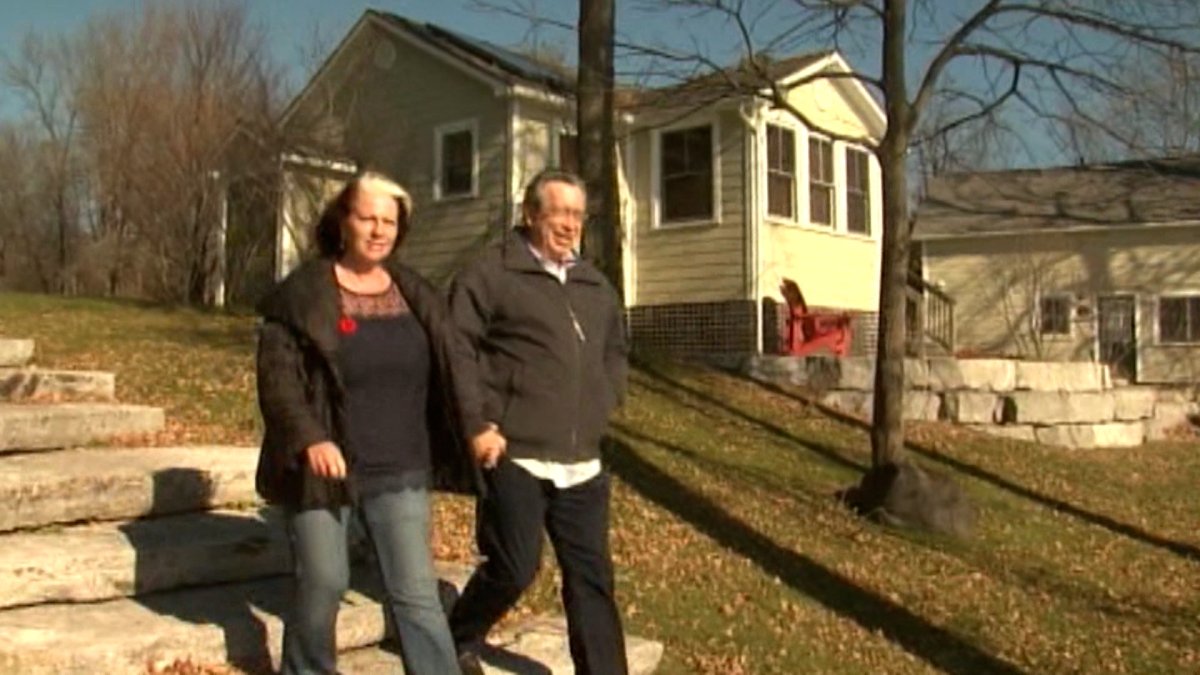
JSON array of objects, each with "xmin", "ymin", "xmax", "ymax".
[{"xmin": 337, "ymin": 283, "xmax": 431, "ymax": 496}]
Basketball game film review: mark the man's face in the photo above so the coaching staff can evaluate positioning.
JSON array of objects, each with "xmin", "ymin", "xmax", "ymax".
[{"xmin": 525, "ymin": 180, "xmax": 585, "ymax": 263}]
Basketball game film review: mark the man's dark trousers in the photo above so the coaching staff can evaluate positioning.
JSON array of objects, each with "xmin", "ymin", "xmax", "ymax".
[{"xmin": 449, "ymin": 457, "xmax": 628, "ymax": 675}]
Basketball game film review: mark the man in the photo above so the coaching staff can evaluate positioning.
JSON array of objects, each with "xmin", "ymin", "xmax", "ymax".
[{"xmin": 448, "ymin": 170, "xmax": 629, "ymax": 675}]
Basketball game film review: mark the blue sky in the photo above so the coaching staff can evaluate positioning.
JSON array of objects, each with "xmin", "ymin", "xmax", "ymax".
[{"xmin": 0, "ymin": 0, "xmax": 1132, "ymax": 168}]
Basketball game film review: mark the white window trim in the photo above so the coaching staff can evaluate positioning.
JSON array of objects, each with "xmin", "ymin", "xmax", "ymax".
[
  {"xmin": 843, "ymin": 144, "xmax": 874, "ymax": 238},
  {"xmin": 433, "ymin": 118, "xmax": 479, "ymax": 202},
  {"xmin": 650, "ymin": 116, "xmax": 722, "ymax": 229},
  {"xmin": 1155, "ymin": 291, "xmax": 1200, "ymax": 345},
  {"xmin": 550, "ymin": 122, "xmax": 578, "ymax": 170},
  {"xmin": 763, "ymin": 119, "xmax": 800, "ymax": 225},
  {"xmin": 806, "ymin": 133, "xmax": 836, "ymax": 230},
  {"xmin": 1037, "ymin": 292, "xmax": 1075, "ymax": 339}
]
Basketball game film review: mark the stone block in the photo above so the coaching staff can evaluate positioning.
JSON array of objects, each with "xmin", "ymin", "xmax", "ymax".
[
  {"xmin": 926, "ymin": 357, "xmax": 964, "ymax": 390},
  {"xmin": 941, "ymin": 392, "xmax": 1001, "ymax": 424},
  {"xmin": 807, "ymin": 356, "xmax": 875, "ymax": 390},
  {"xmin": 0, "ymin": 339, "xmax": 34, "ymax": 367},
  {"xmin": 0, "ymin": 368, "xmax": 115, "ymax": 402},
  {"xmin": 1014, "ymin": 361, "xmax": 1106, "ymax": 392},
  {"xmin": 1034, "ymin": 422, "xmax": 1145, "ymax": 449},
  {"xmin": 0, "ymin": 566, "xmax": 663, "ymax": 675},
  {"xmin": 970, "ymin": 425, "xmax": 1038, "ymax": 443},
  {"xmin": 0, "ymin": 508, "xmax": 289, "ymax": 609},
  {"xmin": 1111, "ymin": 388, "xmax": 1158, "ymax": 421},
  {"xmin": 905, "ymin": 391, "xmax": 942, "ymax": 421},
  {"xmin": 958, "ymin": 359, "xmax": 1017, "ymax": 391},
  {"xmin": 340, "ymin": 623, "xmax": 665, "ymax": 675},
  {"xmin": 1002, "ymin": 392, "xmax": 1115, "ymax": 425},
  {"xmin": 903, "ymin": 358, "xmax": 930, "ymax": 389},
  {"xmin": 0, "ymin": 446, "xmax": 258, "ymax": 532},
  {"xmin": 0, "ymin": 403, "xmax": 164, "ymax": 452},
  {"xmin": 820, "ymin": 390, "xmax": 873, "ymax": 419}
]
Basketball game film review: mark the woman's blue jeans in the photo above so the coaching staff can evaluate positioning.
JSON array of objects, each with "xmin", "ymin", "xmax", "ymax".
[{"xmin": 280, "ymin": 488, "xmax": 460, "ymax": 675}]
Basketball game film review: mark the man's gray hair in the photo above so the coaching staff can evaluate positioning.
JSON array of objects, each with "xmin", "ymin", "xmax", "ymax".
[{"xmin": 522, "ymin": 169, "xmax": 588, "ymax": 216}]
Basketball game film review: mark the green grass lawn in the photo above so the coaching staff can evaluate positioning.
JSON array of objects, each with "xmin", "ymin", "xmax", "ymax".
[{"xmin": 3, "ymin": 291, "xmax": 1198, "ymax": 674}]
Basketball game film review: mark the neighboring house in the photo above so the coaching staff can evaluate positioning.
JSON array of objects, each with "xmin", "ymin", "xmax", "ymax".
[
  {"xmin": 274, "ymin": 9, "xmax": 886, "ymax": 355},
  {"xmin": 914, "ymin": 157, "xmax": 1200, "ymax": 384}
]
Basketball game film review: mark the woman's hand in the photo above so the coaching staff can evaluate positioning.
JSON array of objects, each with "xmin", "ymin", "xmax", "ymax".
[
  {"xmin": 304, "ymin": 441, "xmax": 347, "ymax": 479},
  {"xmin": 471, "ymin": 423, "xmax": 507, "ymax": 469}
]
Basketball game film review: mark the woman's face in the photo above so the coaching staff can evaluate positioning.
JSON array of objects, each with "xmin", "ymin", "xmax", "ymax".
[{"xmin": 341, "ymin": 185, "xmax": 400, "ymax": 267}]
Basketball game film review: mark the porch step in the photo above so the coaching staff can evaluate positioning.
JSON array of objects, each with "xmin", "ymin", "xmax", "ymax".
[
  {"xmin": 0, "ymin": 339, "xmax": 34, "ymax": 367},
  {"xmin": 0, "ymin": 508, "xmax": 287, "ymax": 609},
  {"xmin": 338, "ymin": 617, "xmax": 665, "ymax": 674},
  {"xmin": 0, "ymin": 367, "xmax": 116, "ymax": 402},
  {"xmin": 0, "ymin": 403, "xmax": 164, "ymax": 452},
  {"xmin": 0, "ymin": 566, "xmax": 663, "ymax": 674},
  {"xmin": 0, "ymin": 445, "xmax": 258, "ymax": 532}
]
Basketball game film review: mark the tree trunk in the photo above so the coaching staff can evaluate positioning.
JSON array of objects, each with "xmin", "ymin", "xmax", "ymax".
[
  {"xmin": 577, "ymin": 0, "xmax": 622, "ymax": 295},
  {"xmin": 870, "ymin": 0, "xmax": 912, "ymax": 467}
]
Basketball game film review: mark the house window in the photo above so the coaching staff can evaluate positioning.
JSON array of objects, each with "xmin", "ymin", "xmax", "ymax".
[
  {"xmin": 659, "ymin": 124, "xmax": 714, "ymax": 223},
  {"xmin": 1039, "ymin": 295, "xmax": 1071, "ymax": 335},
  {"xmin": 846, "ymin": 147, "xmax": 871, "ymax": 235},
  {"xmin": 557, "ymin": 132, "xmax": 578, "ymax": 173},
  {"xmin": 435, "ymin": 120, "xmax": 476, "ymax": 199},
  {"xmin": 1159, "ymin": 295, "xmax": 1200, "ymax": 343},
  {"xmin": 766, "ymin": 125, "xmax": 795, "ymax": 219},
  {"xmin": 809, "ymin": 136, "xmax": 834, "ymax": 226}
]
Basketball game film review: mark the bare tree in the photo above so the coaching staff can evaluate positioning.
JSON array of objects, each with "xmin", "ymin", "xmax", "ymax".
[
  {"xmin": 2, "ymin": 33, "xmax": 83, "ymax": 294},
  {"xmin": 629, "ymin": 0, "xmax": 1200, "ymax": 470},
  {"xmin": 578, "ymin": 0, "xmax": 622, "ymax": 291},
  {"xmin": 3, "ymin": 1, "xmax": 286, "ymax": 305}
]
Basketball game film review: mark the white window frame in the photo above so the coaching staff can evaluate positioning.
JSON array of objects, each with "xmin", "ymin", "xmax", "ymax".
[
  {"xmin": 807, "ymin": 134, "xmax": 836, "ymax": 228},
  {"xmin": 433, "ymin": 118, "xmax": 479, "ymax": 202},
  {"xmin": 1038, "ymin": 292, "xmax": 1074, "ymax": 337},
  {"xmin": 1156, "ymin": 292, "xmax": 1200, "ymax": 345},
  {"xmin": 844, "ymin": 145, "xmax": 873, "ymax": 237},
  {"xmin": 650, "ymin": 116, "xmax": 722, "ymax": 229},
  {"xmin": 764, "ymin": 122, "xmax": 799, "ymax": 223}
]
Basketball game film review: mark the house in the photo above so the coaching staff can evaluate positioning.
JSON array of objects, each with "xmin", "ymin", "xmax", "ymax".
[
  {"xmin": 274, "ymin": 9, "xmax": 886, "ymax": 356},
  {"xmin": 913, "ymin": 156, "xmax": 1200, "ymax": 384}
]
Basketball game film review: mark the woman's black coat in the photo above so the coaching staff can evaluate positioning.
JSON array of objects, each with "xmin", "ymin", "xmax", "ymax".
[{"xmin": 254, "ymin": 257, "xmax": 486, "ymax": 508}]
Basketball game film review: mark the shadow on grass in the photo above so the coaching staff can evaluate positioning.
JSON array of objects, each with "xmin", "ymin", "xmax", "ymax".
[
  {"xmin": 633, "ymin": 366, "xmax": 867, "ymax": 473},
  {"xmin": 605, "ymin": 437, "xmax": 1026, "ymax": 675},
  {"xmin": 610, "ymin": 422, "xmax": 833, "ymax": 502},
  {"xmin": 741, "ymin": 375, "xmax": 1200, "ymax": 564}
]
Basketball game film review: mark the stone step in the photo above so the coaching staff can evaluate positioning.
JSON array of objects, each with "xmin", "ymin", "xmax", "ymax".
[
  {"xmin": 0, "ymin": 568, "xmax": 663, "ymax": 674},
  {"xmin": 339, "ymin": 616, "xmax": 665, "ymax": 674},
  {"xmin": 0, "ymin": 403, "xmax": 164, "ymax": 452},
  {"xmin": 0, "ymin": 445, "xmax": 258, "ymax": 532},
  {"xmin": 0, "ymin": 508, "xmax": 287, "ymax": 609},
  {"xmin": 0, "ymin": 367, "xmax": 116, "ymax": 402},
  {"xmin": 0, "ymin": 339, "xmax": 34, "ymax": 368}
]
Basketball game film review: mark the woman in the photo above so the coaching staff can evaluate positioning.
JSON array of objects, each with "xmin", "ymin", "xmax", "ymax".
[{"xmin": 255, "ymin": 171, "xmax": 501, "ymax": 674}]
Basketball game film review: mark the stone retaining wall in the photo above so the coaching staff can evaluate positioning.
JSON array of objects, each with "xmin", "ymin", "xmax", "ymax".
[{"xmin": 735, "ymin": 355, "xmax": 1197, "ymax": 449}]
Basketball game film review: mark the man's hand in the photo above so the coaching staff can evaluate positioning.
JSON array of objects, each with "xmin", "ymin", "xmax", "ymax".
[
  {"xmin": 471, "ymin": 423, "xmax": 507, "ymax": 469},
  {"xmin": 304, "ymin": 441, "xmax": 347, "ymax": 479}
]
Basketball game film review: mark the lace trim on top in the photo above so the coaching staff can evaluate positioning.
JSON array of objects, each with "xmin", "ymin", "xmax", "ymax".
[{"xmin": 338, "ymin": 282, "xmax": 409, "ymax": 319}]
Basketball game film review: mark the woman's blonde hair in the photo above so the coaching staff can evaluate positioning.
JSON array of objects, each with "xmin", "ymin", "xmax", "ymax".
[{"xmin": 314, "ymin": 170, "xmax": 414, "ymax": 258}]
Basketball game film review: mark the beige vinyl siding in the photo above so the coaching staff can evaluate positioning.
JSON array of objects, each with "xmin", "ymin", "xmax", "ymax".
[
  {"xmin": 761, "ymin": 226, "xmax": 881, "ymax": 311},
  {"xmin": 784, "ymin": 76, "xmax": 878, "ymax": 143},
  {"xmin": 631, "ymin": 109, "xmax": 747, "ymax": 305},
  {"xmin": 284, "ymin": 23, "xmax": 509, "ymax": 284},
  {"xmin": 753, "ymin": 72, "xmax": 883, "ymax": 311},
  {"xmin": 923, "ymin": 226, "xmax": 1200, "ymax": 383}
]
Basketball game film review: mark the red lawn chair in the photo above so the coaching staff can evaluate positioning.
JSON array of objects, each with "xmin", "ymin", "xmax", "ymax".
[{"xmin": 779, "ymin": 278, "xmax": 853, "ymax": 357}]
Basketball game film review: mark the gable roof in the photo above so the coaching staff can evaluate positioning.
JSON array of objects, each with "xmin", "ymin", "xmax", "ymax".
[
  {"xmin": 368, "ymin": 10, "xmax": 572, "ymax": 95},
  {"xmin": 623, "ymin": 51, "xmax": 832, "ymax": 109},
  {"xmin": 281, "ymin": 10, "xmax": 571, "ymax": 127},
  {"xmin": 914, "ymin": 156, "xmax": 1200, "ymax": 240}
]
